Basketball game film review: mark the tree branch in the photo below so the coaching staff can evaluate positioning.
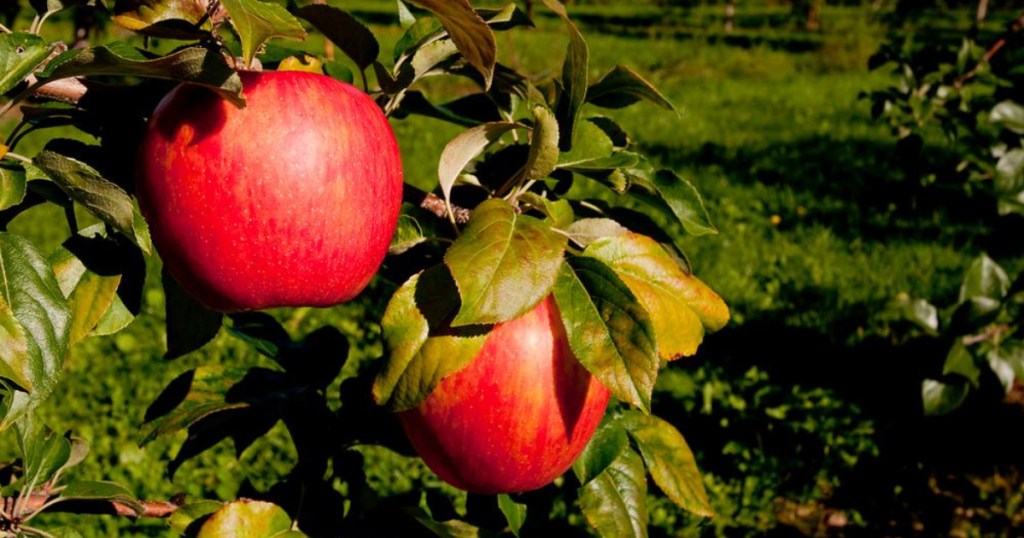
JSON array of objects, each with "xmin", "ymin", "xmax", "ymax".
[
  {"xmin": 404, "ymin": 184, "xmax": 471, "ymax": 225},
  {"xmin": 6, "ymin": 493, "xmax": 181, "ymax": 520}
]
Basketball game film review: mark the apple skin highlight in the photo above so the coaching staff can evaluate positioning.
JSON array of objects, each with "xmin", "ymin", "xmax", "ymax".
[{"xmin": 137, "ymin": 71, "xmax": 403, "ymax": 312}]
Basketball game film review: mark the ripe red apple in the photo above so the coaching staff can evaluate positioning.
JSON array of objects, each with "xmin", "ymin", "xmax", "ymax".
[
  {"xmin": 399, "ymin": 296, "xmax": 611, "ymax": 494},
  {"xmin": 137, "ymin": 71, "xmax": 403, "ymax": 312}
]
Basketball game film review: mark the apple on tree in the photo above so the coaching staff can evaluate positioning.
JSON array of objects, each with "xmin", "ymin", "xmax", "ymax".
[
  {"xmin": 399, "ymin": 295, "xmax": 611, "ymax": 494},
  {"xmin": 137, "ymin": 70, "xmax": 403, "ymax": 312}
]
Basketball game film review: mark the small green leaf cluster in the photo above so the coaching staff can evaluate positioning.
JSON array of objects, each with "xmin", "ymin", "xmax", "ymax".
[{"xmin": 897, "ymin": 254, "xmax": 1024, "ymax": 415}]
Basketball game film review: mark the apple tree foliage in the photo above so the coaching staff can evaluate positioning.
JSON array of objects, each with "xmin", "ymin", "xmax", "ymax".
[
  {"xmin": 868, "ymin": 15, "xmax": 1024, "ymax": 415},
  {"xmin": 0, "ymin": 0, "xmax": 729, "ymax": 535}
]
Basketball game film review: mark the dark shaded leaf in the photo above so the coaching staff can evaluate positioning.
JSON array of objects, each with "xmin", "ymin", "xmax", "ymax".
[
  {"xmin": 49, "ymin": 226, "xmax": 126, "ymax": 345},
  {"xmin": 162, "ymin": 268, "xmax": 223, "ymax": 360},
  {"xmin": 445, "ymin": 199, "xmax": 567, "ymax": 326},
  {"xmin": 922, "ymin": 378, "xmax": 969, "ymax": 416},
  {"xmin": 631, "ymin": 169, "xmax": 716, "ymax": 236},
  {"xmin": 169, "ymin": 500, "xmax": 222, "ymax": 535},
  {"xmin": 0, "ymin": 233, "xmax": 70, "ymax": 429},
  {"xmin": 33, "ymin": 149, "xmax": 135, "ymax": 239},
  {"xmin": 406, "ymin": 0, "xmax": 496, "ymax": 88},
  {"xmin": 942, "ymin": 340, "xmax": 981, "ymax": 387},
  {"xmin": 438, "ymin": 122, "xmax": 520, "ymax": 209},
  {"xmin": 295, "ymin": 4, "xmax": 378, "ymax": 71},
  {"xmin": 220, "ymin": 0, "xmax": 307, "ymax": 68},
  {"xmin": 372, "ymin": 266, "xmax": 489, "ymax": 411},
  {"xmin": 619, "ymin": 410, "xmax": 713, "ymax": 517},
  {"xmin": 60, "ymin": 480, "xmax": 144, "ymax": 516},
  {"xmin": 39, "ymin": 45, "xmax": 244, "ymax": 107},
  {"xmin": 573, "ymin": 418, "xmax": 629, "ymax": 485},
  {"xmin": 579, "ymin": 447, "xmax": 648, "ymax": 538},
  {"xmin": 0, "ymin": 33, "xmax": 52, "ymax": 95},
  {"xmin": 553, "ymin": 256, "xmax": 657, "ymax": 412},
  {"xmin": 587, "ymin": 65, "xmax": 675, "ymax": 112},
  {"xmin": 141, "ymin": 365, "xmax": 248, "ymax": 444},
  {"xmin": 542, "ymin": 0, "xmax": 588, "ymax": 151}
]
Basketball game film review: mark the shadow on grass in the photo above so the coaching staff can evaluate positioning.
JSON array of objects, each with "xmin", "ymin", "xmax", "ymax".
[
  {"xmin": 646, "ymin": 135, "xmax": 1024, "ymax": 257},
  {"xmin": 660, "ymin": 320, "xmax": 1024, "ymax": 535}
]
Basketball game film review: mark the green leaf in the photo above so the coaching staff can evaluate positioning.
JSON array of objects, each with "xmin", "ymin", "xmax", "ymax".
[
  {"xmin": 15, "ymin": 415, "xmax": 71, "ymax": 490},
  {"xmin": 566, "ymin": 218, "xmax": 628, "ymax": 248},
  {"xmin": 517, "ymin": 193, "xmax": 574, "ymax": 229},
  {"xmin": 585, "ymin": 233, "xmax": 729, "ymax": 360},
  {"xmin": 39, "ymin": 45, "xmax": 244, "ymax": 107},
  {"xmin": 994, "ymin": 148, "xmax": 1024, "ymax": 198},
  {"xmin": 406, "ymin": 0, "xmax": 496, "ymax": 88},
  {"xmin": 445, "ymin": 199, "xmax": 567, "ymax": 326},
  {"xmin": 220, "ymin": 0, "xmax": 307, "ymax": 68},
  {"xmin": 986, "ymin": 347, "xmax": 1020, "ymax": 395},
  {"xmin": 959, "ymin": 254, "xmax": 1009, "ymax": 303},
  {"xmin": 49, "ymin": 228, "xmax": 124, "ymax": 345},
  {"xmin": 922, "ymin": 378, "xmax": 969, "ymax": 416},
  {"xmin": 587, "ymin": 65, "xmax": 676, "ymax": 112},
  {"xmin": 573, "ymin": 418, "xmax": 629, "ymax": 485},
  {"xmin": 497, "ymin": 494, "xmax": 527, "ymax": 537},
  {"xmin": 32, "ymin": 150, "xmax": 135, "ymax": 239},
  {"xmin": 141, "ymin": 365, "xmax": 248, "ymax": 444},
  {"xmin": 29, "ymin": 0, "xmax": 101, "ymax": 16},
  {"xmin": 60, "ymin": 480, "xmax": 144, "ymax": 516},
  {"xmin": 542, "ymin": 0, "xmax": 588, "ymax": 151},
  {"xmin": 632, "ymin": 169, "xmax": 717, "ymax": 237},
  {"xmin": 942, "ymin": 340, "xmax": 981, "ymax": 387},
  {"xmin": 579, "ymin": 447, "xmax": 648, "ymax": 538},
  {"xmin": 553, "ymin": 256, "xmax": 657, "ymax": 412},
  {"xmin": 390, "ymin": 214, "xmax": 427, "ymax": 255},
  {"xmin": 163, "ymin": 269, "xmax": 223, "ymax": 360},
  {"xmin": 0, "ymin": 164, "xmax": 27, "ymax": 212},
  {"xmin": 619, "ymin": 411, "xmax": 713, "ymax": 518},
  {"xmin": 372, "ymin": 266, "xmax": 489, "ymax": 411},
  {"xmin": 197, "ymin": 499, "xmax": 298, "ymax": 538},
  {"xmin": 112, "ymin": 0, "xmax": 212, "ymax": 39},
  {"xmin": 524, "ymin": 106, "xmax": 560, "ymax": 182},
  {"xmin": 169, "ymin": 501, "xmax": 223, "ymax": 535},
  {"xmin": 295, "ymin": 4, "xmax": 379, "ymax": 71},
  {"xmin": 0, "ymin": 33, "xmax": 52, "ymax": 95},
  {"xmin": 438, "ymin": 122, "xmax": 520, "ymax": 211},
  {"xmin": 898, "ymin": 296, "xmax": 939, "ymax": 334},
  {"xmin": 990, "ymin": 100, "xmax": 1024, "ymax": 134},
  {"xmin": 557, "ymin": 117, "xmax": 613, "ymax": 168},
  {"xmin": 0, "ymin": 233, "xmax": 71, "ymax": 430}
]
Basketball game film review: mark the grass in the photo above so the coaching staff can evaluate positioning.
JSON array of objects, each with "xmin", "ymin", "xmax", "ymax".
[{"xmin": 3, "ymin": 3, "xmax": 1022, "ymax": 536}]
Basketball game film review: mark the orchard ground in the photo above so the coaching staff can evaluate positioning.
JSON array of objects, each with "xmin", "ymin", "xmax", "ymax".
[{"xmin": 3, "ymin": 2, "xmax": 1023, "ymax": 536}]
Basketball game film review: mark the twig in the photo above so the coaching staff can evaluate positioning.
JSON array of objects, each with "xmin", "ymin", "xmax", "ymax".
[
  {"xmin": 955, "ymin": 15, "xmax": 1024, "ymax": 89},
  {"xmin": 404, "ymin": 184, "xmax": 471, "ymax": 225},
  {"xmin": 7, "ymin": 493, "xmax": 181, "ymax": 519}
]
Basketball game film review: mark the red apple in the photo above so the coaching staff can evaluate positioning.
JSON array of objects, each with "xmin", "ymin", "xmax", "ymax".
[
  {"xmin": 137, "ymin": 71, "xmax": 403, "ymax": 312},
  {"xmin": 399, "ymin": 296, "xmax": 611, "ymax": 494}
]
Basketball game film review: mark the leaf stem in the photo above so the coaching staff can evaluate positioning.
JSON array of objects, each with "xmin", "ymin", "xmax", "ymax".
[
  {"xmin": 3, "ymin": 151, "xmax": 32, "ymax": 164},
  {"xmin": 0, "ymin": 23, "xmax": 12, "ymax": 34}
]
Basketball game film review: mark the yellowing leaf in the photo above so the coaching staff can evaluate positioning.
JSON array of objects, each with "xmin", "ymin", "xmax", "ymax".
[{"xmin": 585, "ymin": 233, "xmax": 728, "ymax": 361}]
